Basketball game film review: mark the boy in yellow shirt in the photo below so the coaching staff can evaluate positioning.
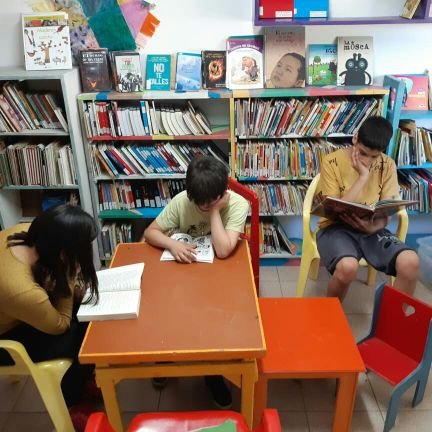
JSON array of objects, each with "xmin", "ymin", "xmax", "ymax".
[{"xmin": 317, "ymin": 116, "xmax": 419, "ymax": 300}]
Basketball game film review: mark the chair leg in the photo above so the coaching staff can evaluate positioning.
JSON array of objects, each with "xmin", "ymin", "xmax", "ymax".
[
  {"xmin": 309, "ymin": 258, "xmax": 320, "ymax": 280},
  {"xmin": 413, "ymin": 373, "xmax": 430, "ymax": 407},
  {"xmin": 32, "ymin": 370, "xmax": 75, "ymax": 432},
  {"xmin": 367, "ymin": 266, "xmax": 377, "ymax": 287},
  {"xmin": 390, "ymin": 276, "xmax": 396, "ymax": 286},
  {"xmin": 296, "ymin": 254, "xmax": 315, "ymax": 297},
  {"xmin": 384, "ymin": 379, "xmax": 416, "ymax": 432}
]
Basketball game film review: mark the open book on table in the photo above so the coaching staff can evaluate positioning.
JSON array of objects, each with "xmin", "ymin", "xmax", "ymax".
[
  {"xmin": 160, "ymin": 233, "xmax": 214, "ymax": 263},
  {"xmin": 311, "ymin": 196, "xmax": 418, "ymax": 220},
  {"xmin": 77, "ymin": 262, "xmax": 144, "ymax": 322}
]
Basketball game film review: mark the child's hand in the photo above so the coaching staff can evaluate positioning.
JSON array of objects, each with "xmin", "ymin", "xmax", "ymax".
[
  {"xmin": 209, "ymin": 191, "xmax": 230, "ymax": 213},
  {"xmin": 351, "ymin": 147, "xmax": 369, "ymax": 178},
  {"xmin": 340, "ymin": 213, "xmax": 382, "ymax": 234},
  {"xmin": 169, "ymin": 241, "xmax": 197, "ymax": 264}
]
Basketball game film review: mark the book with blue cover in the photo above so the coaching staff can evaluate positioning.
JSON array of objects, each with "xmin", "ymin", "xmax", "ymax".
[
  {"xmin": 175, "ymin": 53, "xmax": 202, "ymax": 91},
  {"xmin": 146, "ymin": 54, "xmax": 171, "ymax": 90},
  {"xmin": 294, "ymin": 0, "xmax": 329, "ymax": 18}
]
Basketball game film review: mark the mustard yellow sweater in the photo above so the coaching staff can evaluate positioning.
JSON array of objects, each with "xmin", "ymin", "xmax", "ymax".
[{"xmin": 0, "ymin": 224, "xmax": 73, "ymax": 336}]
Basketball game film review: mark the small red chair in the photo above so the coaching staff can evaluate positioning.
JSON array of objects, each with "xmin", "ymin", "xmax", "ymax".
[
  {"xmin": 85, "ymin": 409, "xmax": 281, "ymax": 432},
  {"xmin": 358, "ymin": 283, "xmax": 432, "ymax": 431},
  {"xmin": 228, "ymin": 177, "xmax": 260, "ymax": 294}
]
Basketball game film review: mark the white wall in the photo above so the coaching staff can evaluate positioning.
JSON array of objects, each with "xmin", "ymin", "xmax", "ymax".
[{"xmin": 3, "ymin": 0, "xmax": 432, "ymax": 79}]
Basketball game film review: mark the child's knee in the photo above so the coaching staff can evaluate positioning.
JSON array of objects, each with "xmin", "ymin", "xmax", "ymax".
[
  {"xmin": 396, "ymin": 250, "xmax": 419, "ymax": 277},
  {"xmin": 334, "ymin": 257, "xmax": 359, "ymax": 283}
]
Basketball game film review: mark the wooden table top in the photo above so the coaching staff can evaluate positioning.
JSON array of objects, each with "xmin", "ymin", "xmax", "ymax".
[
  {"xmin": 79, "ymin": 241, "xmax": 265, "ymax": 365},
  {"xmin": 258, "ymin": 298, "xmax": 365, "ymax": 374}
]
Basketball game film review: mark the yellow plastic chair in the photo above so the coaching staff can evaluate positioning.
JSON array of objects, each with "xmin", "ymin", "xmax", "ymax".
[
  {"xmin": 296, "ymin": 174, "xmax": 409, "ymax": 297},
  {"xmin": 0, "ymin": 340, "xmax": 74, "ymax": 432}
]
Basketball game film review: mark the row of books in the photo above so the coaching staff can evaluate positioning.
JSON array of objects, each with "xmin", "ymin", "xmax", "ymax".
[
  {"xmin": 89, "ymin": 142, "xmax": 227, "ymax": 178},
  {"xmin": 0, "ymin": 81, "xmax": 68, "ymax": 132},
  {"xmin": 392, "ymin": 122, "xmax": 432, "ymax": 166},
  {"xmin": 0, "ymin": 140, "xmax": 76, "ymax": 187},
  {"xmin": 244, "ymin": 182, "xmax": 308, "ymax": 215},
  {"xmin": 398, "ymin": 169, "xmax": 432, "ymax": 213},
  {"xmin": 234, "ymin": 139, "xmax": 349, "ymax": 179},
  {"xmin": 82, "ymin": 100, "xmax": 212, "ymax": 138},
  {"xmin": 256, "ymin": 220, "xmax": 298, "ymax": 256},
  {"xmin": 235, "ymin": 97, "xmax": 382, "ymax": 138},
  {"xmin": 98, "ymin": 179, "xmax": 186, "ymax": 211},
  {"xmin": 101, "ymin": 222, "xmax": 133, "ymax": 259}
]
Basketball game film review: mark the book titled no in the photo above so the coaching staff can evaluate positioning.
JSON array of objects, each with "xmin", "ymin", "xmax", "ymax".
[{"xmin": 77, "ymin": 262, "xmax": 144, "ymax": 322}]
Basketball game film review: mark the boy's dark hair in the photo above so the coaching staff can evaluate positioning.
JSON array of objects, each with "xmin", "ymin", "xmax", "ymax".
[
  {"xmin": 186, "ymin": 155, "xmax": 228, "ymax": 205},
  {"xmin": 7, "ymin": 204, "xmax": 99, "ymax": 304},
  {"xmin": 357, "ymin": 116, "xmax": 393, "ymax": 152},
  {"xmin": 282, "ymin": 52, "xmax": 306, "ymax": 81}
]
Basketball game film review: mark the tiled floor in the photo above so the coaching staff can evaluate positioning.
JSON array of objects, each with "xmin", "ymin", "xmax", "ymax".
[{"xmin": 1, "ymin": 267, "xmax": 432, "ymax": 431}]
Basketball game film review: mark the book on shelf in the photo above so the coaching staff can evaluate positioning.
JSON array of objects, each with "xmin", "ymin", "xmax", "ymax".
[
  {"xmin": 294, "ymin": 0, "xmax": 329, "ymax": 18},
  {"xmin": 307, "ymin": 44, "xmax": 337, "ymax": 86},
  {"xmin": 78, "ymin": 49, "xmax": 112, "ymax": 92},
  {"xmin": 337, "ymin": 37, "xmax": 373, "ymax": 86},
  {"xmin": 146, "ymin": 54, "xmax": 171, "ymax": 90},
  {"xmin": 258, "ymin": 0, "xmax": 293, "ymax": 18},
  {"xmin": 264, "ymin": 27, "xmax": 305, "ymax": 88},
  {"xmin": 160, "ymin": 233, "xmax": 214, "ymax": 263},
  {"xmin": 311, "ymin": 196, "xmax": 418, "ymax": 220},
  {"xmin": 400, "ymin": 0, "xmax": 422, "ymax": 19},
  {"xmin": 77, "ymin": 262, "xmax": 144, "ymax": 322},
  {"xmin": 175, "ymin": 52, "xmax": 202, "ymax": 91},
  {"xmin": 201, "ymin": 51, "xmax": 226, "ymax": 89},
  {"xmin": 275, "ymin": 220, "xmax": 298, "ymax": 255},
  {"xmin": 111, "ymin": 51, "xmax": 144, "ymax": 92},
  {"xmin": 226, "ymin": 35, "xmax": 264, "ymax": 90},
  {"xmin": 22, "ymin": 12, "xmax": 72, "ymax": 71},
  {"xmin": 393, "ymin": 74, "xmax": 429, "ymax": 110}
]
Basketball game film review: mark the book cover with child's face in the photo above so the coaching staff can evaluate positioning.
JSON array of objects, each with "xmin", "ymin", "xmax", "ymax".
[{"xmin": 264, "ymin": 27, "xmax": 305, "ymax": 88}]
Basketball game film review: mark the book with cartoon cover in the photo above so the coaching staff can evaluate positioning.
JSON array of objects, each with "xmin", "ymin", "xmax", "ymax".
[{"xmin": 160, "ymin": 233, "xmax": 214, "ymax": 263}]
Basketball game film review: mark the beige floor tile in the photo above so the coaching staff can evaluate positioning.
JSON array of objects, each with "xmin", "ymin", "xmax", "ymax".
[
  {"xmin": 277, "ymin": 266, "xmax": 300, "ymax": 282},
  {"xmin": 266, "ymin": 379, "xmax": 305, "ymax": 412},
  {"xmin": 158, "ymin": 377, "xmax": 219, "ymax": 411},
  {"xmin": 260, "ymin": 267, "xmax": 280, "ymax": 283},
  {"xmin": 305, "ymin": 411, "xmax": 332, "ymax": 432},
  {"xmin": 345, "ymin": 314, "xmax": 372, "ymax": 342},
  {"xmin": 415, "ymin": 281, "xmax": 432, "ymax": 305},
  {"xmin": 260, "ymin": 281, "xmax": 283, "ymax": 297},
  {"xmin": 342, "ymin": 281, "xmax": 375, "ymax": 314},
  {"xmin": 301, "ymin": 280, "xmax": 327, "ymax": 298},
  {"xmin": 280, "ymin": 280, "xmax": 299, "ymax": 298},
  {"xmin": 3, "ymin": 412, "xmax": 53, "ymax": 432},
  {"xmin": 368, "ymin": 373, "xmax": 432, "ymax": 411},
  {"xmin": 384, "ymin": 409, "xmax": 432, "ymax": 432},
  {"xmin": 278, "ymin": 411, "xmax": 309, "ymax": 432},
  {"xmin": 306, "ymin": 410, "xmax": 384, "ymax": 432},
  {"xmin": 117, "ymin": 379, "xmax": 160, "ymax": 413},
  {"xmin": 0, "ymin": 377, "xmax": 27, "ymax": 413}
]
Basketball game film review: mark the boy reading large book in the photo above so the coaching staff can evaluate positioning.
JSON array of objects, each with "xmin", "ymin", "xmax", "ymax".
[
  {"xmin": 142, "ymin": 154, "xmax": 249, "ymax": 410},
  {"xmin": 315, "ymin": 116, "xmax": 419, "ymax": 301}
]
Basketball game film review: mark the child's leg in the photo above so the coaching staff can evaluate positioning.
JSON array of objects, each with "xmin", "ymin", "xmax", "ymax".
[
  {"xmin": 393, "ymin": 250, "xmax": 419, "ymax": 296},
  {"xmin": 317, "ymin": 224, "xmax": 362, "ymax": 301},
  {"xmin": 328, "ymin": 257, "xmax": 359, "ymax": 301}
]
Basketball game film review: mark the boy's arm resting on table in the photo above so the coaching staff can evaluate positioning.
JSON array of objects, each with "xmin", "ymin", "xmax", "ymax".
[{"xmin": 143, "ymin": 220, "xmax": 197, "ymax": 264}]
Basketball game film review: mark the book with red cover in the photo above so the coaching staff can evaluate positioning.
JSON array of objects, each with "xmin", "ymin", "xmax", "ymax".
[
  {"xmin": 259, "ymin": 0, "xmax": 294, "ymax": 18},
  {"xmin": 393, "ymin": 74, "xmax": 429, "ymax": 111}
]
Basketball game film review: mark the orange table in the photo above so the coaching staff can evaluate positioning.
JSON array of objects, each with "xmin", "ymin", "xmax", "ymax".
[
  {"xmin": 79, "ymin": 241, "xmax": 266, "ymax": 431},
  {"xmin": 254, "ymin": 298, "xmax": 365, "ymax": 432}
]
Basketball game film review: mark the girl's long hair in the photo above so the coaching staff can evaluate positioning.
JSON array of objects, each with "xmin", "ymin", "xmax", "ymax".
[{"xmin": 7, "ymin": 205, "xmax": 99, "ymax": 303}]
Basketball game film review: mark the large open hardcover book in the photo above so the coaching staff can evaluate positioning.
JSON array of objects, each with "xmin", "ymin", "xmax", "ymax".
[
  {"xmin": 311, "ymin": 196, "xmax": 418, "ymax": 220},
  {"xmin": 160, "ymin": 233, "xmax": 214, "ymax": 263},
  {"xmin": 77, "ymin": 262, "xmax": 144, "ymax": 322}
]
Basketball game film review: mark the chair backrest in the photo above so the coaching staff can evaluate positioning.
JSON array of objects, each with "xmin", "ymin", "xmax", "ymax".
[
  {"xmin": 228, "ymin": 177, "xmax": 260, "ymax": 294},
  {"xmin": 302, "ymin": 173, "xmax": 321, "ymax": 241},
  {"xmin": 373, "ymin": 285, "xmax": 432, "ymax": 363},
  {"xmin": 0, "ymin": 340, "xmax": 36, "ymax": 375}
]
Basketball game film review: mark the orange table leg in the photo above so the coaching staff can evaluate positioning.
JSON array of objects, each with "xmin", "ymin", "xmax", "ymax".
[
  {"xmin": 253, "ymin": 375, "xmax": 268, "ymax": 429},
  {"xmin": 333, "ymin": 373, "xmax": 359, "ymax": 432}
]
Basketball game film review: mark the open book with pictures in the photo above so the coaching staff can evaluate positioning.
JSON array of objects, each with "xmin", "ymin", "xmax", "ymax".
[
  {"xmin": 311, "ymin": 196, "xmax": 418, "ymax": 220},
  {"xmin": 161, "ymin": 233, "xmax": 214, "ymax": 263},
  {"xmin": 77, "ymin": 262, "xmax": 144, "ymax": 322}
]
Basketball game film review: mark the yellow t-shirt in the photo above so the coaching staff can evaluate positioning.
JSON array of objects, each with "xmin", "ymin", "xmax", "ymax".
[
  {"xmin": 317, "ymin": 148, "xmax": 400, "ymax": 229},
  {"xmin": 0, "ymin": 224, "xmax": 73, "ymax": 335},
  {"xmin": 156, "ymin": 190, "xmax": 249, "ymax": 236}
]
